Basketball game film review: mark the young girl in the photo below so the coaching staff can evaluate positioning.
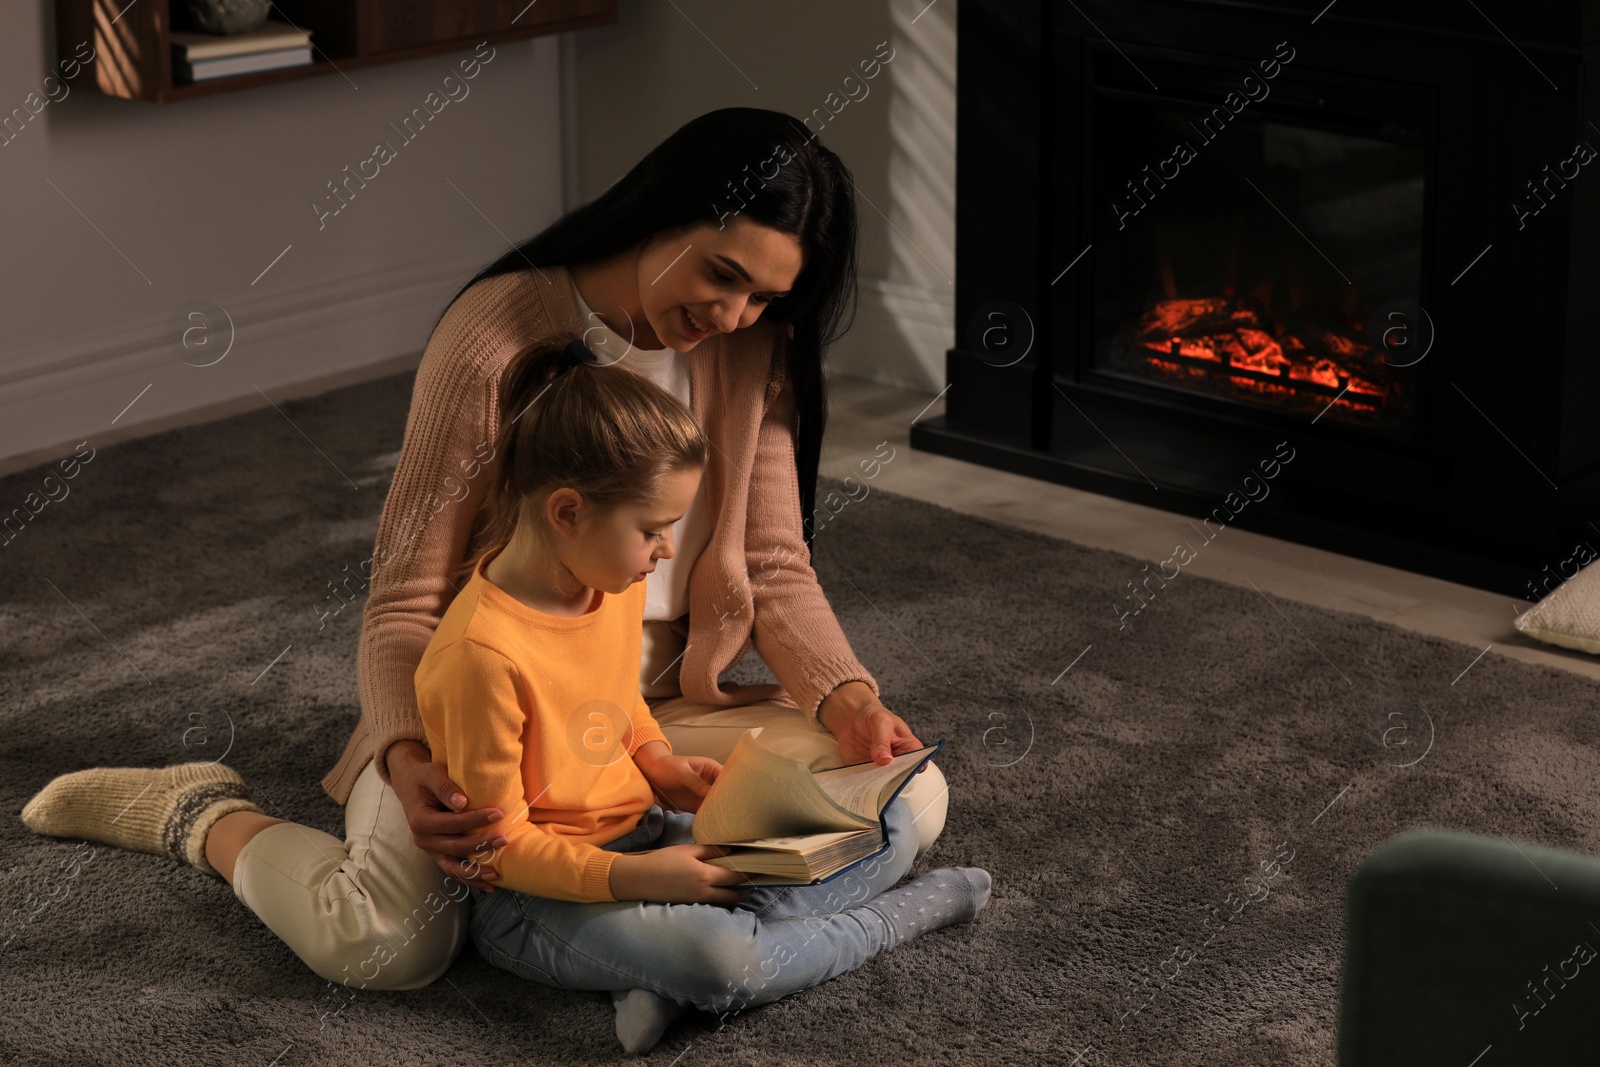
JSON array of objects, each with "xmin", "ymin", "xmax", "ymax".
[{"xmin": 417, "ymin": 333, "xmax": 990, "ymax": 1054}]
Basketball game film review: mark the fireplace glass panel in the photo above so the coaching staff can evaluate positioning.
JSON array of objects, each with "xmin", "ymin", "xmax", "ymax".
[{"xmin": 1091, "ymin": 92, "xmax": 1426, "ymax": 437}]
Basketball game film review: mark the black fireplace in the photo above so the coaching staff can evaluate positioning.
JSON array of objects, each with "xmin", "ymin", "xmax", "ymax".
[{"xmin": 913, "ymin": 0, "xmax": 1600, "ymax": 597}]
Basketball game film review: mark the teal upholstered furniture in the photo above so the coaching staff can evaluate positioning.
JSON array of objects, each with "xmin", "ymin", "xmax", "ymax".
[{"xmin": 1339, "ymin": 830, "xmax": 1600, "ymax": 1064}]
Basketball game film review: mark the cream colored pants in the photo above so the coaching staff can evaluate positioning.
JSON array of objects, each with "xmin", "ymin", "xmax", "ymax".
[
  {"xmin": 231, "ymin": 756, "xmax": 471, "ymax": 991},
  {"xmin": 231, "ymin": 618, "xmax": 948, "ymax": 991}
]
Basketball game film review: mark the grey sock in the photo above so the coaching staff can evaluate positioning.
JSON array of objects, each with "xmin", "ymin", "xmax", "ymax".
[
  {"xmin": 858, "ymin": 866, "xmax": 992, "ymax": 951},
  {"xmin": 613, "ymin": 987, "xmax": 683, "ymax": 1055}
]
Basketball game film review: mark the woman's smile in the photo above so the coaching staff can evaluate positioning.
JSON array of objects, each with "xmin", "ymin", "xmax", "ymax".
[{"xmin": 682, "ymin": 306, "xmax": 714, "ymax": 341}]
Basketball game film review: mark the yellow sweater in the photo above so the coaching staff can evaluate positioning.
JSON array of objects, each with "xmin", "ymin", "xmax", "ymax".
[{"xmin": 415, "ymin": 544, "xmax": 672, "ymax": 903}]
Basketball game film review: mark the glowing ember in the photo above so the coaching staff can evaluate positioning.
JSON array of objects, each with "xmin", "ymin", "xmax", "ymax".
[{"xmin": 1132, "ymin": 296, "xmax": 1390, "ymax": 408}]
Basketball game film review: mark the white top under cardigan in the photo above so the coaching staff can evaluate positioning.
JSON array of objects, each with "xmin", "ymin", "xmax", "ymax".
[{"xmin": 570, "ymin": 282, "xmax": 710, "ymax": 697}]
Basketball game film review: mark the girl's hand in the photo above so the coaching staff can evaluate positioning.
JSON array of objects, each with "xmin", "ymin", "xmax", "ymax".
[
  {"xmin": 609, "ymin": 845, "xmax": 753, "ymax": 906},
  {"xmin": 818, "ymin": 681, "xmax": 926, "ymax": 768},
  {"xmin": 635, "ymin": 747, "xmax": 722, "ymax": 814}
]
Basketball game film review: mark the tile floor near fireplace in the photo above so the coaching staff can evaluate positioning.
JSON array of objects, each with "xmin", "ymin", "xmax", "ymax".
[{"xmin": 825, "ymin": 374, "xmax": 1600, "ymax": 685}]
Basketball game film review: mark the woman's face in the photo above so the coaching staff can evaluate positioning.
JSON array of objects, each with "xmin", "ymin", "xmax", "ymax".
[{"xmin": 635, "ymin": 216, "xmax": 805, "ymax": 351}]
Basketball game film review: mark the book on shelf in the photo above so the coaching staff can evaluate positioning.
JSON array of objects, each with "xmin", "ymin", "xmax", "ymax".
[
  {"xmin": 689, "ymin": 727, "xmax": 944, "ymax": 887},
  {"xmin": 171, "ymin": 19, "xmax": 314, "ymax": 83}
]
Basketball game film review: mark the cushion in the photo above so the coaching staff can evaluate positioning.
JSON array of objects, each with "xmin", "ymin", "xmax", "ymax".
[{"xmin": 1514, "ymin": 558, "xmax": 1600, "ymax": 654}]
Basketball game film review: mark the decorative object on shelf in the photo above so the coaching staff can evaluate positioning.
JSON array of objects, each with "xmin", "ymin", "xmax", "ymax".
[
  {"xmin": 177, "ymin": 0, "xmax": 272, "ymax": 35},
  {"xmin": 56, "ymin": 0, "xmax": 619, "ymax": 102},
  {"xmin": 171, "ymin": 20, "xmax": 313, "ymax": 83}
]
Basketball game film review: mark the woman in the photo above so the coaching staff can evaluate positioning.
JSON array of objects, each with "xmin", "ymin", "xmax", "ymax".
[{"xmin": 21, "ymin": 107, "xmax": 950, "ymax": 994}]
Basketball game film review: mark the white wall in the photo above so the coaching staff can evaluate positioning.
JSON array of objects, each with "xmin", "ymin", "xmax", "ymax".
[
  {"xmin": 0, "ymin": 3, "xmax": 568, "ymax": 473},
  {"xmin": 0, "ymin": 0, "xmax": 957, "ymax": 474},
  {"xmin": 567, "ymin": 0, "xmax": 956, "ymax": 393}
]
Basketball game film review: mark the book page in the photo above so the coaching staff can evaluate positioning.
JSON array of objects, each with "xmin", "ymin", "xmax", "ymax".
[
  {"xmin": 712, "ymin": 830, "xmax": 863, "ymax": 854},
  {"xmin": 692, "ymin": 729, "xmax": 876, "ymax": 845},
  {"xmin": 812, "ymin": 745, "xmax": 940, "ymax": 821}
]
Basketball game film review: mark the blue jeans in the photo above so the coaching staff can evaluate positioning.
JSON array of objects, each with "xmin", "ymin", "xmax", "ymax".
[{"xmin": 468, "ymin": 796, "xmax": 918, "ymax": 1016}]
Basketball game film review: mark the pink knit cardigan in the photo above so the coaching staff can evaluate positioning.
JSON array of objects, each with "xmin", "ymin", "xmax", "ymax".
[{"xmin": 320, "ymin": 263, "xmax": 880, "ymax": 805}]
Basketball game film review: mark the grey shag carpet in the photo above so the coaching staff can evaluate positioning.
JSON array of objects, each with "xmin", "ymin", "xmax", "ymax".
[{"xmin": 4, "ymin": 367, "xmax": 1600, "ymax": 1066}]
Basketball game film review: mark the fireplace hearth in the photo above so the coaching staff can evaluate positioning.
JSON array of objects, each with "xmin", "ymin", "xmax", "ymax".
[{"xmin": 913, "ymin": 0, "xmax": 1600, "ymax": 597}]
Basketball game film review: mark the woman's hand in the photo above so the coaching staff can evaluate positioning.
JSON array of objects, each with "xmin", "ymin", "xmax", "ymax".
[
  {"xmin": 385, "ymin": 739, "xmax": 509, "ymax": 893},
  {"xmin": 608, "ymin": 845, "xmax": 753, "ymax": 906},
  {"xmin": 634, "ymin": 742, "xmax": 721, "ymax": 814},
  {"xmin": 818, "ymin": 681, "xmax": 927, "ymax": 768}
]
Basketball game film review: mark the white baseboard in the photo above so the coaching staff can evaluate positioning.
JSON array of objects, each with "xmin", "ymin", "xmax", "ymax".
[{"xmin": 0, "ymin": 248, "xmax": 494, "ymax": 479}]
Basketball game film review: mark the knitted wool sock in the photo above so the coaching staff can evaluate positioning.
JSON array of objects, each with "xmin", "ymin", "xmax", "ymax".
[
  {"xmin": 20, "ymin": 762, "xmax": 262, "ymax": 878},
  {"xmin": 858, "ymin": 866, "xmax": 992, "ymax": 951},
  {"xmin": 611, "ymin": 987, "xmax": 684, "ymax": 1055}
]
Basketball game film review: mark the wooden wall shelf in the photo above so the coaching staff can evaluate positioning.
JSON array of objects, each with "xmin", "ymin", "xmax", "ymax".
[{"xmin": 56, "ymin": 0, "xmax": 617, "ymax": 103}]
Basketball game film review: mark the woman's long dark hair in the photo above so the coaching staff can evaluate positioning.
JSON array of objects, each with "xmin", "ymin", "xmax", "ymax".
[{"xmin": 430, "ymin": 107, "xmax": 860, "ymax": 554}]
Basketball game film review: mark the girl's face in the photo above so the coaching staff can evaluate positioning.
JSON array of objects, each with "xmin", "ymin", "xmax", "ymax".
[
  {"xmin": 635, "ymin": 216, "xmax": 805, "ymax": 351},
  {"xmin": 557, "ymin": 466, "xmax": 705, "ymax": 595}
]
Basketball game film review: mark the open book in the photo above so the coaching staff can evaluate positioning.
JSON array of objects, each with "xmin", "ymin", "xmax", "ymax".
[{"xmin": 689, "ymin": 727, "xmax": 944, "ymax": 886}]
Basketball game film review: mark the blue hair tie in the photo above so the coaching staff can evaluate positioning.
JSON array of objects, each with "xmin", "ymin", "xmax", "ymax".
[{"xmin": 559, "ymin": 337, "xmax": 600, "ymax": 370}]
